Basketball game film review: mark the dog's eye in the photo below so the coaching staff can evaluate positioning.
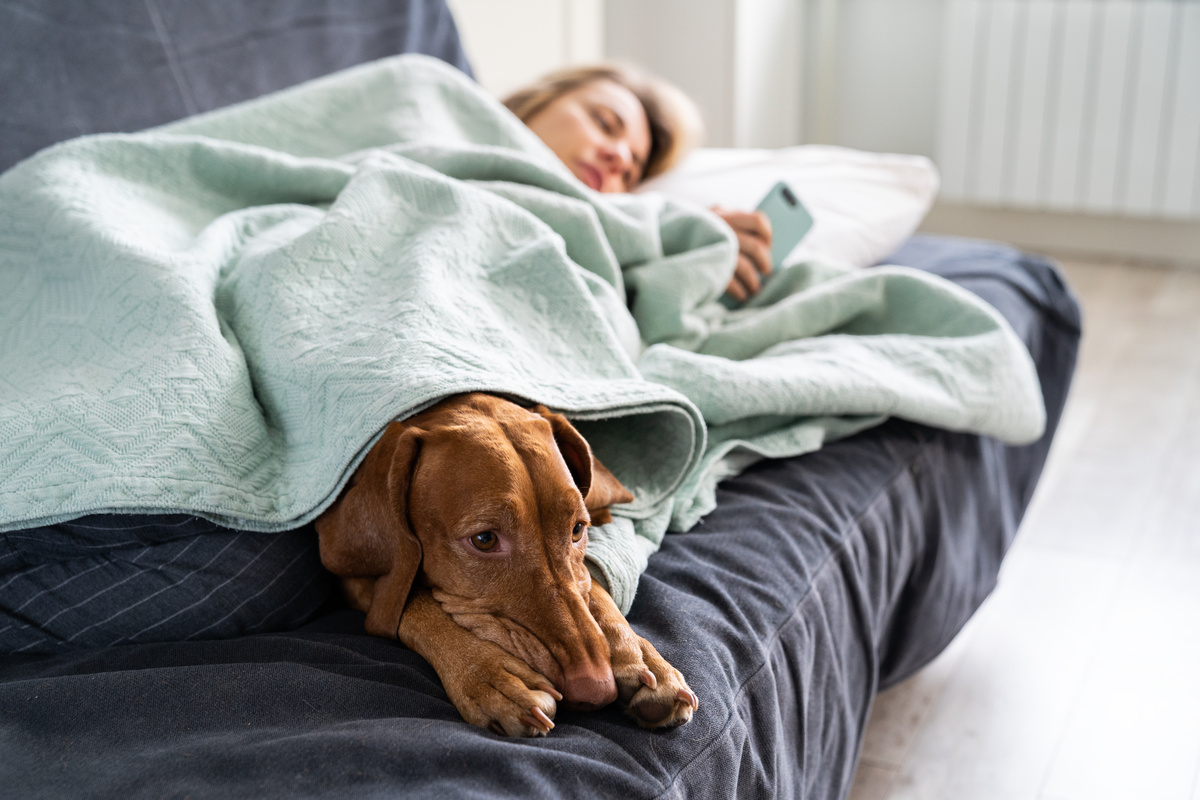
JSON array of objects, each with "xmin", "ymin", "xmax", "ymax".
[
  {"xmin": 470, "ymin": 531, "xmax": 499, "ymax": 551},
  {"xmin": 571, "ymin": 522, "xmax": 586, "ymax": 542}
]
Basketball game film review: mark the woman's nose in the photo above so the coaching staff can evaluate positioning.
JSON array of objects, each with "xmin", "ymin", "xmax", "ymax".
[{"xmin": 597, "ymin": 140, "xmax": 632, "ymax": 175}]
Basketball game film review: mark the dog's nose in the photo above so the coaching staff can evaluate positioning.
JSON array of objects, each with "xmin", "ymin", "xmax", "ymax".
[{"xmin": 560, "ymin": 667, "xmax": 618, "ymax": 711}]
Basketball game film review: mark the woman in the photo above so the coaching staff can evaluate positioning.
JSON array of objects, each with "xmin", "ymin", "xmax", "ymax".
[{"xmin": 504, "ymin": 65, "xmax": 773, "ymax": 303}]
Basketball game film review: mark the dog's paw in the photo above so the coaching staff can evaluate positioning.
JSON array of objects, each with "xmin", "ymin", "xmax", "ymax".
[
  {"xmin": 613, "ymin": 637, "xmax": 698, "ymax": 730},
  {"xmin": 442, "ymin": 650, "xmax": 561, "ymax": 737}
]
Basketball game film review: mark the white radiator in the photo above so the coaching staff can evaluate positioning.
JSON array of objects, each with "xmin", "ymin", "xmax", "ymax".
[{"xmin": 937, "ymin": 0, "xmax": 1200, "ymax": 220}]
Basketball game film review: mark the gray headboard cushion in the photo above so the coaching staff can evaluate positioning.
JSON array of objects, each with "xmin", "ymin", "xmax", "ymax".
[{"xmin": 0, "ymin": 0, "xmax": 474, "ymax": 172}]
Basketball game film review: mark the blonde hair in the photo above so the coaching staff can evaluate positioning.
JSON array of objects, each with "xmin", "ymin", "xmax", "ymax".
[{"xmin": 503, "ymin": 63, "xmax": 703, "ymax": 184}]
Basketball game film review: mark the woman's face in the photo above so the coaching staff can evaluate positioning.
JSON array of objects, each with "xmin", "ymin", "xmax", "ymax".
[{"xmin": 524, "ymin": 79, "xmax": 651, "ymax": 193}]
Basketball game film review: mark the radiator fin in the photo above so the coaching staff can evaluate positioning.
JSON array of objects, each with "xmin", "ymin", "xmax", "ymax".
[{"xmin": 938, "ymin": 0, "xmax": 1200, "ymax": 220}]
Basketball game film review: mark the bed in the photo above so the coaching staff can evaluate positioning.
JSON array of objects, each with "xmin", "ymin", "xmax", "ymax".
[{"xmin": 0, "ymin": 2, "xmax": 1081, "ymax": 798}]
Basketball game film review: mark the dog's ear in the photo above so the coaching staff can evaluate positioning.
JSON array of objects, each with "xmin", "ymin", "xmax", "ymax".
[
  {"xmin": 535, "ymin": 406, "xmax": 593, "ymax": 496},
  {"xmin": 581, "ymin": 456, "xmax": 635, "ymax": 525},
  {"xmin": 534, "ymin": 406, "xmax": 635, "ymax": 525},
  {"xmin": 315, "ymin": 421, "xmax": 423, "ymax": 640}
]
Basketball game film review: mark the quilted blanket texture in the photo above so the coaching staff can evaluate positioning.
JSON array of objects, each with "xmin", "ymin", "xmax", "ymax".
[{"xmin": 0, "ymin": 55, "xmax": 1044, "ymax": 611}]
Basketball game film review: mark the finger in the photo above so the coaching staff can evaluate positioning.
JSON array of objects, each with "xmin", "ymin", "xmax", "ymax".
[
  {"xmin": 737, "ymin": 231, "xmax": 773, "ymax": 277},
  {"xmin": 725, "ymin": 275, "xmax": 747, "ymax": 302},
  {"xmin": 721, "ymin": 210, "xmax": 772, "ymax": 243},
  {"xmin": 717, "ymin": 210, "xmax": 754, "ymax": 235},
  {"xmin": 735, "ymin": 256, "xmax": 762, "ymax": 296},
  {"xmin": 723, "ymin": 262, "xmax": 757, "ymax": 304},
  {"xmin": 742, "ymin": 210, "xmax": 773, "ymax": 243}
]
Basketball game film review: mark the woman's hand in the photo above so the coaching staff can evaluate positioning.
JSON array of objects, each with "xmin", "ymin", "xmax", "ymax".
[{"xmin": 712, "ymin": 206, "xmax": 773, "ymax": 302}]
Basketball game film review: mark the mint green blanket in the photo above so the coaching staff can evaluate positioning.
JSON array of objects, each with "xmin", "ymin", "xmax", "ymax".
[{"xmin": 0, "ymin": 56, "xmax": 1044, "ymax": 612}]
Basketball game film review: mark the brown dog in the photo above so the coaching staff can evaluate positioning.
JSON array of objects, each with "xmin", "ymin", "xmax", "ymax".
[{"xmin": 315, "ymin": 393, "xmax": 697, "ymax": 736}]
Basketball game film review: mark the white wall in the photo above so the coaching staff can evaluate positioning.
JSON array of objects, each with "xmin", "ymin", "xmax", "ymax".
[
  {"xmin": 732, "ymin": 0, "xmax": 807, "ymax": 148},
  {"xmin": 817, "ymin": 0, "xmax": 943, "ymax": 157},
  {"xmin": 451, "ymin": 0, "xmax": 805, "ymax": 148},
  {"xmin": 604, "ymin": 0, "xmax": 805, "ymax": 149},
  {"xmin": 447, "ymin": 0, "xmax": 604, "ymax": 98},
  {"xmin": 604, "ymin": 0, "xmax": 935, "ymax": 153},
  {"xmin": 604, "ymin": 0, "xmax": 736, "ymax": 145}
]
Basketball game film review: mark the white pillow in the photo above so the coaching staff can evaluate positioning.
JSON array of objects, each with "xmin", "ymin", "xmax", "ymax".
[{"xmin": 636, "ymin": 145, "xmax": 940, "ymax": 269}]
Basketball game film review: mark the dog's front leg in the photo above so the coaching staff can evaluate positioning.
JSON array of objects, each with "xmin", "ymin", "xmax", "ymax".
[
  {"xmin": 399, "ymin": 587, "xmax": 561, "ymax": 737},
  {"xmin": 588, "ymin": 582, "xmax": 698, "ymax": 729}
]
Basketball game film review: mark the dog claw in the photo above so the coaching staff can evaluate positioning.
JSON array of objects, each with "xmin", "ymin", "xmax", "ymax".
[
  {"xmin": 676, "ymin": 688, "xmax": 698, "ymax": 709},
  {"xmin": 488, "ymin": 721, "xmax": 507, "ymax": 736},
  {"xmin": 640, "ymin": 669, "xmax": 657, "ymax": 690},
  {"xmin": 519, "ymin": 714, "xmax": 543, "ymax": 733},
  {"xmin": 531, "ymin": 707, "xmax": 555, "ymax": 731},
  {"xmin": 539, "ymin": 683, "xmax": 564, "ymax": 702}
]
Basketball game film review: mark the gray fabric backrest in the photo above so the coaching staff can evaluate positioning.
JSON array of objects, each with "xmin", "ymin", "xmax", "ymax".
[{"xmin": 0, "ymin": 0, "xmax": 474, "ymax": 172}]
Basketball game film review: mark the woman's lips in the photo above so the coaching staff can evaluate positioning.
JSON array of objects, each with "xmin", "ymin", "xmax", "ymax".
[{"xmin": 576, "ymin": 162, "xmax": 602, "ymax": 191}]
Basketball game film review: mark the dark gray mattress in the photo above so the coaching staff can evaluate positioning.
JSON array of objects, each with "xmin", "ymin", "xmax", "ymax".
[{"xmin": 0, "ymin": 2, "xmax": 1082, "ymax": 798}]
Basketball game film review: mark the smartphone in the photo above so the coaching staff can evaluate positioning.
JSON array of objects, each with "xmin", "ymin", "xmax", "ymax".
[{"xmin": 756, "ymin": 180, "xmax": 813, "ymax": 268}]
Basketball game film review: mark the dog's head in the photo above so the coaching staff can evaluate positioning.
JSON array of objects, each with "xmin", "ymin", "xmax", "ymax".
[{"xmin": 315, "ymin": 393, "xmax": 633, "ymax": 709}]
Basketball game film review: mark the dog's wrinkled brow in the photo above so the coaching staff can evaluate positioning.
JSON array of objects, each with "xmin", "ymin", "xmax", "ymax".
[{"xmin": 453, "ymin": 499, "xmax": 521, "ymax": 537}]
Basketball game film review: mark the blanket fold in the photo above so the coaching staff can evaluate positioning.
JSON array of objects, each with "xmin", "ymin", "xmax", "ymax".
[{"xmin": 0, "ymin": 55, "xmax": 1044, "ymax": 612}]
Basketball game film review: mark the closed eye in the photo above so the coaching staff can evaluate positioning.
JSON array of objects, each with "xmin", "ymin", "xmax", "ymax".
[{"xmin": 591, "ymin": 106, "xmax": 617, "ymax": 135}]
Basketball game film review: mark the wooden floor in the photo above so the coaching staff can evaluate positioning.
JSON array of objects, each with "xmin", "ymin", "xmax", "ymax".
[{"xmin": 848, "ymin": 257, "xmax": 1200, "ymax": 800}]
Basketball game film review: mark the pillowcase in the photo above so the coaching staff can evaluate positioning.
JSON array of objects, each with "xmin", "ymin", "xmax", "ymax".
[{"xmin": 636, "ymin": 145, "xmax": 940, "ymax": 269}]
